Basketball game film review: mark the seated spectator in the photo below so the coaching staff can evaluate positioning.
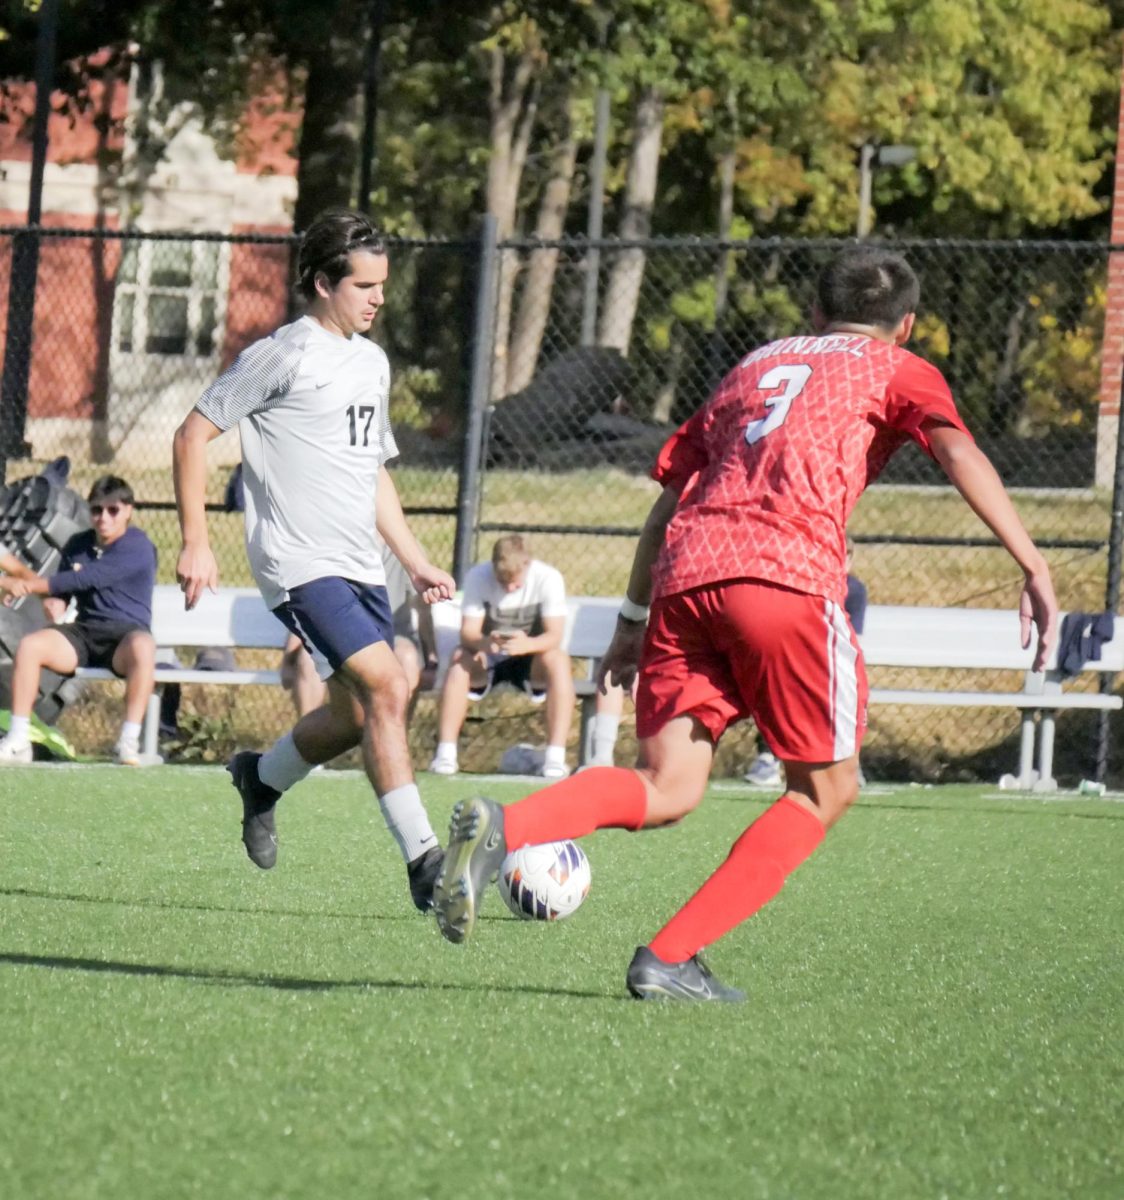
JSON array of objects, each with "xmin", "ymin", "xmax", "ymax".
[
  {"xmin": 0, "ymin": 475, "xmax": 157, "ymax": 766},
  {"xmin": 429, "ymin": 535, "xmax": 574, "ymax": 779}
]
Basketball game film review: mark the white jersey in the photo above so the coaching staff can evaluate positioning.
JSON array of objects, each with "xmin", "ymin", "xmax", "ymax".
[
  {"xmin": 461, "ymin": 559, "xmax": 568, "ymax": 646},
  {"xmin": 196, "ymin": 316, "xmax": 398, "ymax": 608}
]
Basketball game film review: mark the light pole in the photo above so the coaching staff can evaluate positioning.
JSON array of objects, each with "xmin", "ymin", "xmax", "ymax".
[{"xmin": 857, "ymin": 142, "xmax": 917, "ymax": 238}]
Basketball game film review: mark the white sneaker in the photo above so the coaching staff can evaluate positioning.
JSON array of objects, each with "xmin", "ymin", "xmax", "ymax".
[
  {"xmin": 0, "ymin": 734, "xmax": 32, "ymax": 764},
  {"xmin": 743, "ymin": 752, "xmax": 782, "ymax": 787},
  {"xmin": 115, "ymin": 740, "xmax": 141, "ymax": 767},
  {"xmin": 428, "ymin": 753, "xmax": 458, "ymax": 776},
  {"xmin": 540, "ymin": 761, "xmax": 569, "ymax": 780}
]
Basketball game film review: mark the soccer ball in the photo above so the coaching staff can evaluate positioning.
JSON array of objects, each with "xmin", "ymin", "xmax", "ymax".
[{"xmin": 497, "ymin": 841, "xmax": 591, "ymax": 921}]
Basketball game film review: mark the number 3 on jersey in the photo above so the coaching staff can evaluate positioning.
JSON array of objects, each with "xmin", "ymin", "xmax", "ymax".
[{"xmin": 743, "ymin": 364, "xmax": 812, "ymax": 447}]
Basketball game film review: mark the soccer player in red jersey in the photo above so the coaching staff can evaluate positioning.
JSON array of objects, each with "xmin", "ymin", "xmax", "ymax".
[{"xmin": 432, "ymin": 247, "xmax": 1059, "ymax": 1001}]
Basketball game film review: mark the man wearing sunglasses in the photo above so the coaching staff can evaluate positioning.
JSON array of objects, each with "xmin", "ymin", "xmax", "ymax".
[{"xmin": 0, "ymin": 475, "xmax": 157, "ymax": 766}]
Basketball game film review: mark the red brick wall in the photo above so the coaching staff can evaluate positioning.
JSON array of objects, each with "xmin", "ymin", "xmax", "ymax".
[
  {"xmin": 0, "ymin": 212, "xmax": 120, "ymax": 419},
  {"xmin": 0, "ymin": 50, "xmax": 298, "ymax": 418},
  {"xmin": 222, "ymin": 226, "xmax": 293, "ymax": 369},
  {"xmin": 0, "ymin": 51, "xmax": 128, "ymax": 166}
]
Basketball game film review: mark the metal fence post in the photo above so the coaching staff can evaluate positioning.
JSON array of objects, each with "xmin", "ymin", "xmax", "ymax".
[
  {"xmin": 1095, "ymin": 310, "xmax": 1124, "ymax": 781},
  {"xmin": 452, "ymin": 213, "xmax": 499, "ymax": 585},
  {"xmin": 0, "ymin": 0, "xmax": 60, "ymax": 480},
  {"xmin": 580, "ymin": 89, "xmax": 610, "ymax": 346}
]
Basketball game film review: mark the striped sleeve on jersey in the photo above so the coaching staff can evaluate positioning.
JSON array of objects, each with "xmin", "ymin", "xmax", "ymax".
[
  {"xmin": 369, "ymin": 346, "xmax": 399, "ymax": 463},
  {"xmin": 376, "ymin": 397, "xmax": 398, "ymax": 463},
  {"xmin": 195, "ymin": 333, "xmax": 305, "ymax": 431}
]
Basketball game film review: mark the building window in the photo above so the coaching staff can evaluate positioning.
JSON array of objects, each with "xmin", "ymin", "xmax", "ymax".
[{"xmin": 114, "ymin": 237, "xmax": 226, "ymax": 359}]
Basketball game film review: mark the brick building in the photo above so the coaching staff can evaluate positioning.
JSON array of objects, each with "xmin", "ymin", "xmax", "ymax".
[{"xmin": 0, "ymin": 51, "xmax": 299, "ymax": 466}]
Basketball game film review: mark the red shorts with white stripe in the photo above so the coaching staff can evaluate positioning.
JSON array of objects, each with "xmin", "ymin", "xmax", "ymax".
[{"xmin": 635, "ymin": 579, "xmax": 868, "ymax": 763}]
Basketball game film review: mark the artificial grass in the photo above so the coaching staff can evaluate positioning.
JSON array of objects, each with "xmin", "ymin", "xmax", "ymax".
[{"xmin": 0, "ymin": 768, "xmax": 1120, "ymax": 1199}]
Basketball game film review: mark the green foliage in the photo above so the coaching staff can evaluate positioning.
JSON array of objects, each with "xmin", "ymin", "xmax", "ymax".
[
  {"xmin": 1019, "ymin": 277, "xmax": 1105, "ymax": 435},
  {"xmin": 161, "ymin": 709, "xmax": 237, "ymax": 763}
]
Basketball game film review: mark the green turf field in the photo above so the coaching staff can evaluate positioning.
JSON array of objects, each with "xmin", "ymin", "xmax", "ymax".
[{"xmin": 1, "ymin": 768, "xmax": 1120, "ymax": 1200}]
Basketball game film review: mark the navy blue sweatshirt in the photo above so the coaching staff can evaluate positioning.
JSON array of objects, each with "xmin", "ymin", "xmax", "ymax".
[{"xmin": 49, "ymin": 527, "xmax": 157, "ymax": 629}]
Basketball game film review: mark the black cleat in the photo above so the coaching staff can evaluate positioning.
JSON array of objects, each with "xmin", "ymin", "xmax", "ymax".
[
  {"xmin": 228, "ymin": 751, "xmax": 281, "ymax": 870},
  {"xmin": 626, "ymin": 946, "xmax": 746, "ymax": 1003},
  {"xmin": 407, "ymin": 845, "xmax": 445, "ymax": 912},
  {"xmin": 432, "ymin": 797, "xmax": 506, "ymax": 944}
]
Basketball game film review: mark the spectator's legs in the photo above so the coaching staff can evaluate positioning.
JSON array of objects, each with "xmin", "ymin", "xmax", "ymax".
[
  {"xmin": 9, "ymin": 628, "xmax": 77, "ymax": 717},
  {"xmin": 109, "ymin": 631, "xmax": 155, "ymax": 766},
  {"xmin": 430, "ymin": 648, "xmax": 483, "ymax": 774},
  {"xmin": 280, "ymin": 633, "xmax": 328, "ymax": 719},
  {"xmin": 0, "ymin": 629, "xmax": 79, "ymax": 761},
  {"xmin": 531, "ymin": 647, "xmax": 575, "ymax": 776},
  {"xmin": 393, "ymin": 634, "xmax": 422, "ymax": 721},
  {"xmin": 111, "ymin": 630, "xmax": 157, "ymax": 726},
  {"xmin": 591, "ymin": 680, "xmax": 626, "ymax": 766}
]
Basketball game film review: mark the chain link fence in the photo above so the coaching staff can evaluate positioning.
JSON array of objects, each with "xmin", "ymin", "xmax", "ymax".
[
  {"xmin": 0, "ymin": 225, "xmax": 1119, "ymax": 783},
  {"xmin": 474, "ymin": 235, "xmax": 1118, "ymax": 782}
]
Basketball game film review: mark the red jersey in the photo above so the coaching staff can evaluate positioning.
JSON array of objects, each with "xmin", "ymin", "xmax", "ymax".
[{"xmin": 650, "ymin": 333, "xmax": 969, "ymax": 603}]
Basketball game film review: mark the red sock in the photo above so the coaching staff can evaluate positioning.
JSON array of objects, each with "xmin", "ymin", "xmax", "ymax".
[
  {"xmin": 503, "ymin": 767, "xmax": 647, "ymax": 849},
  {"xmin": 648, "ymin": 795, "xmax": 825, "ymax": 963}
]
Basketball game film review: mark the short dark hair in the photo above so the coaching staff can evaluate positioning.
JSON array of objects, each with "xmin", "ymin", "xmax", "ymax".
[
  {"xmin": 297, "ymin": 208, "xmax": 387, "ymax": 300},
  {"xmin": 88, "ymin": 475, "xmax": 134, "ymax": 506},
  {"xmin": 817, "ymin": 248, "xmax": 920, "ymax": 330}
]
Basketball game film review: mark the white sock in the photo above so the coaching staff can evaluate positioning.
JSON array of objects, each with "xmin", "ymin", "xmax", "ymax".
[
  {"xmin": 259, "ymin": 732, "xmax": 315, "ymax": 794},
  {"xmin": 544, "ymin": 744, "xmax": 566, "ymax": 767},
  {"xmin": 591, "ymin": 714, "xmax": 620, "ymax": 764},
  {"xmin": 434, "ymin": 741, "xmax": 458, "ymax": 763},
  {"xmin": 377, "ymin": 783, "xmax": 439, "ymax": 862},
  {"xmin": 7, "ymin": 715, "xmax": 30, "ymax": 745},
  {"xmin": 120, "ymin": 721, "xmax": 142, "ymax": 746}
]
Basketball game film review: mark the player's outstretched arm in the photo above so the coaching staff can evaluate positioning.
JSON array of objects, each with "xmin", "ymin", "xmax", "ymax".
[
  {"xmin": 172, "ymin": 410, "xmax": 223, "ymax": 610},
  {"xmin": 927, "ymin": 423, "xmax": 1058, "ymax": 670},
  {"xmin": 375, "ymin": 466, "xmax": 454, "ymax": 604}
]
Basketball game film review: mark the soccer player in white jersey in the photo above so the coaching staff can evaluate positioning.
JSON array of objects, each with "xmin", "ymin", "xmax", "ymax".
[{"xmin": 172, "ymin": 209, "xmax": 455, "ymax": 911}]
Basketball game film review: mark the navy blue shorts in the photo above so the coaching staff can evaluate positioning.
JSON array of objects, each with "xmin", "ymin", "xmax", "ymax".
[{"xmin": 272, "ymin": 578, "xmax": 395, "ymax": 680}]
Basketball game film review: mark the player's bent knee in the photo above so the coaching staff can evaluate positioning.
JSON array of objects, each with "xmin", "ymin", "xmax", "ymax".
[{"xmin": 364, "ymin": 674, "xmax": 410, "ymax": 722}]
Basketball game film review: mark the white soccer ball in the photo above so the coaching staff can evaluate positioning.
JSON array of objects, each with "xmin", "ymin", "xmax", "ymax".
[{"xmin": 497, "ymin": 840, "xmax": 591, "ymax": 921}]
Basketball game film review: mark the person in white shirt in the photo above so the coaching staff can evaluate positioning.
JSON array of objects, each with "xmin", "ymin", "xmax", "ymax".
[
  {"xmin": 172, "ymin": 208, "xmax": 455, "ymax": 912},
  {"xmin": 429, "ymin": 535, "xmax": 575, "ymax": 779}
]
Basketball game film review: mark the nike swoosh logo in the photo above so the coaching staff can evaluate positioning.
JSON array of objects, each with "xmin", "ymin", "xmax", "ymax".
[{"xmin": 484, "ymin": 830, "xmax": 501, "ymax": 851}]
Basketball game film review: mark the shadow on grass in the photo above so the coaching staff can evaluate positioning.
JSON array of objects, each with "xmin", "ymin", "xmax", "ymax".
[
  {"xmin": 0, "ymin": 885, "xmax": 421, "ymax": 923},
  {"xmin": 0, "ymin": 948, "xmax": 618, "ymax": 1002},
  {"xmin": 0, "ymin": 889, "xmax": 550, "ymax": 936}
]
